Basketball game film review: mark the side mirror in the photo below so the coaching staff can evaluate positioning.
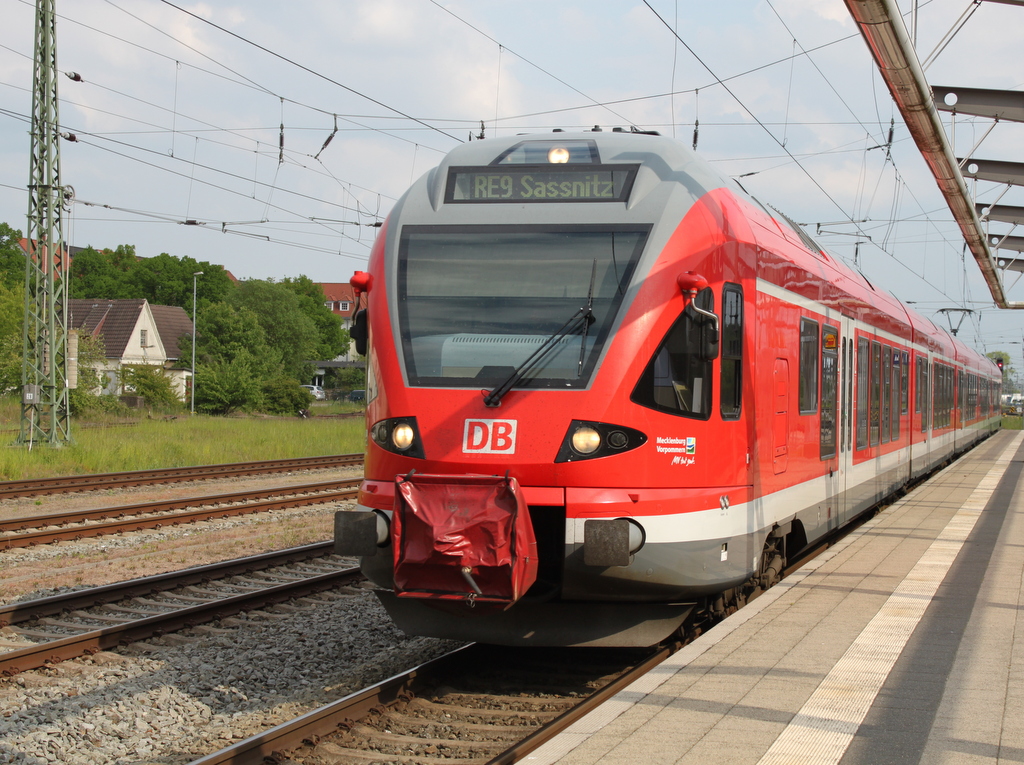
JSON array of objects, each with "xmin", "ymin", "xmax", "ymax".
[{"xmin": 352, "ymin": 308, "xmax": 368, "ymax": 356}]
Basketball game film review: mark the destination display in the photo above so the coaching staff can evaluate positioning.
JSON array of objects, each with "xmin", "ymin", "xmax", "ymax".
[{"xmin": 445, "ymin": 164, "xmax": 638, "ymax": 204}]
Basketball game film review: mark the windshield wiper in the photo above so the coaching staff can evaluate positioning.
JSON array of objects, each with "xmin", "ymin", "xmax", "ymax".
[{"xmin": 483, "ymin": 260, "xmax": 597, "ymax": 408}]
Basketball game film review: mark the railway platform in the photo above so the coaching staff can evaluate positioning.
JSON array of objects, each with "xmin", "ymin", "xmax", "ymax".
[{"xmin": 528, "ymin": 428, "xmax": 1024, "ymax": 765}]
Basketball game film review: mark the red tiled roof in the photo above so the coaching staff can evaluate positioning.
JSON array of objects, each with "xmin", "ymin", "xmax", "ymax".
[
  {"xmin": 150, "ymin": 304, "xmax": 194, "ymax": 360},
  {"xmin": 68, "ymin": 299, "xmax": 192, "ymax": 361},
  {"xmin": 69, "ymin": 299, "xmax": 145, "ymax": 358},
  {"xmin": 319, "ymin": 282, "xmax": 355, "ymax": 302}
]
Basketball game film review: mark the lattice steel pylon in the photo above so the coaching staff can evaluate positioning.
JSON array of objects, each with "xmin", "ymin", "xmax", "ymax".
[{"xmin": 19, "ymin": 0, "xmax": 71, "ymax": 447}]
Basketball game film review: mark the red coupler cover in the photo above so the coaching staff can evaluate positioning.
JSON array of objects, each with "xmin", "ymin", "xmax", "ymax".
[{"xmin": 392, "ymin": 473, "xmax": 538, "ymax": 604}]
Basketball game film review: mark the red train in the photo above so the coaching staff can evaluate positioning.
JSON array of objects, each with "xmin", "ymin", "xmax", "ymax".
[{"xmin": 335, "ymin": 129, "xmax": 1001, "ymax": 647}]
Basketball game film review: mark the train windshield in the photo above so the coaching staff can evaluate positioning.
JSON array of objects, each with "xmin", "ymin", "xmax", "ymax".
[{"xmin": 397, "ymin": 225, "xmax": 648, "ymax": 388}]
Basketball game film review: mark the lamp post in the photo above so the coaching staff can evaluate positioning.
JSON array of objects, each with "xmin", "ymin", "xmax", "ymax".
[{"xmin": 191, "ymin": 271, "xmax": 203, "ymax": 413}]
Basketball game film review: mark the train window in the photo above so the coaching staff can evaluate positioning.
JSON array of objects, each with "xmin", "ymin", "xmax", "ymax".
[
  {"xmin": 840, "ymin": 337, "xmax": 848, "ymax": 454},
  {"xmin": 820, "ymin": 325, "xmax": 838, "ymax": 460},
  {"xmin": 934, "ymin": 363, "xmax": 948, "ymax": 428},
  {"xmin": 396, "ymin": 225, "xmax": 646, "ymax": 389},
  {"xmin": 881, "ymin": 346, "xmax": 891, "ymax": 444},
  {"xmin": 799, "ymin": 318, "xmax": 819, "ymax": 414},
  {"xmin": 892, "ymin": 349, "xmax": 901, "ymax": 441},
  {"xmin": 870, "ymin": 341, "xmax": 881, "ymax": 446},
  {"xmin": 901, "ymin": 352, "xmax": 909, "ymax": 415},
  {"xmin": 917, "ymin": 356, "xmax": 925, "ymax": 415},
  {"xmin": 857, "ymin": 337, "xmax": 869, "ymax": 450},
  {"xmin": 918, "ymin": 357, "xmax": 929, "ymax": 432},
  {"xmin": 847, "ymin": 338, "xmax": 854, "ymax": 451},
  {"xmin": 720, "ymin": 284, "xmax": 743, "ymax": 420},
  {"xmin": 632, "ymin": 289, "xmax": 714, "ymax": 420}
]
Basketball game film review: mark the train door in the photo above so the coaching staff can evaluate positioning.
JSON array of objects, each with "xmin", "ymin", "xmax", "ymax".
[
  {"xmin": 772, "ymin": 358, "xmax": 789, "ymax": 474},
  {"xmin": 835, "ymin": 316, "xmax": 855, "ymax": 526},
  {"xmin": 821, "ymin": 323, "xmax": 841, "ymax": 531}
]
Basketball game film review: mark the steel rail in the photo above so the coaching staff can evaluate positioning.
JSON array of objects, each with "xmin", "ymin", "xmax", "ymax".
[
  {"xmin": 186, "ymin": 643, "xmax": 674, "ymax": 765},
  {"xmin": 0, "ymin": 482, "xmax": 360, "ymax": 550},
  {"xmin": 0, "ymin": 541, "xmax": 335, "ymax": 627},
  {"xmin": 0, "ymin": 562, "xmax": 361, "ymax": 676},
  {"xmin": 0, "ymin": 477, "xmax": 360, "ymax": 536},
  {"xmin": 0, "ymin": 453, "xmax": 364, "ymax": 499}
]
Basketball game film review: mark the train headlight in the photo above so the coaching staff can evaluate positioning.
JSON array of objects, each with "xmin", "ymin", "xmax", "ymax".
[
  {"xmin": 555, "ymin": 420, "xmax": 647, "ymax": 463},
  {"xmin": 548, "ymin": 146, "xmax": 570, "ymax": 163},
  {"xmin": 370, "ymin": 418, "xmax": 425, "ymax": 459},
  {"xmin": 571, "ymin": 426, "xmax": 602, "ymax": 454},
  {"xmin": 392, "ymin": 423, "xmax": 415, "ymax": 451}
]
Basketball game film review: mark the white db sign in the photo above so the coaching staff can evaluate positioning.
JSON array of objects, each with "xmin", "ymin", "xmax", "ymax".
[{"xmin": 463, "ymin": 419, "xmax": 517, "ymax": 455}]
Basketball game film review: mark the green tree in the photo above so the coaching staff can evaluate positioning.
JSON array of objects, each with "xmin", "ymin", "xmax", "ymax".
[
  {"xmin": 192, "ymin": 301, "xmax": 280, "ymax": 372},
  {"xmin": 280, "ymin": 275, "xmax": 349, "ymax": 361},
  {"xmin": 0, "ymin": 222, "xmax": 26, "ymax": 290},
  {"xmin": 69, "ymin": 244, "xmax": 235, "ymax": 310},
  {"xmin": 133, "ymin": 252, "xmax": 234, "ymax": 310},
  {"xmin": 0, "ymin": 280, "xmax": 23, "ymax": 394},
  {"xmin": 229, "ymin": 280, "xmax": 319, "ymax": 379},
  {"xmin": 68, "ymin": 244, "xmax": 138, "ymax": 299}
]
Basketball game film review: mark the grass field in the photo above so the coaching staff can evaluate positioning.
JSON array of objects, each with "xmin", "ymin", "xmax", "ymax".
[{"xmin": 0, "ymin": 400, "xmax": 366, "ymax": 480}]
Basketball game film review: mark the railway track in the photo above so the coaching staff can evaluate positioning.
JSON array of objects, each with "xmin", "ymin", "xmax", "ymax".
[
  {"xmin": 184, "ymin": 503, "xmax": 881, "ymax": 765},
  {"xmin": 0, "ymin": 541, "xmax": 361, "ymax": 676},
  {"xmin": 0, "ymin": 453, "xmax": 363, "ymax": 499},
  {"xmin": 0, "ymin": 479, "xmax": 361, "ymax": 550},
  {"xmin": 187, "ymin": 641, "xmax": 673, "ymax": 765}
]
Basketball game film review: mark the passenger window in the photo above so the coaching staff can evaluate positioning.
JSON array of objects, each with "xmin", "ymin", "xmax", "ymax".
[
  {"xmin": 820, "ymin": 325, "xmax": 838, "ymax": 460},
  {"xmin": 720, "ymin": 284, "xmax": 743, "ymax": 419},
  {"xmin": 840, "ymin": 337, "xmax": 847, "ymax": 454},
  {"xmin": 893, "ymin": 350, "xmax": 903, "ymax": 440},
  {"xmin": 857, "ymin": 337, "xmax": 869, "ymax": 450},
  {"xmin": 799, "ymin": 318, "xmax": 819, "ymax": 414},
  {"xmin": 632, "ymin": 288, "xmax": 714, "ymax": 419},
  {"xmin": 881, "ymin": 346, "xmax": 891, "ymax": 444},
  {"xmin": 870, "ymin": 341, "xmax": 881, "ymax": 446}
]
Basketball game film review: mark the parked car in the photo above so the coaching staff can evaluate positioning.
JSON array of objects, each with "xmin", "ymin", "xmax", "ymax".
[
  {"xmin": 301, "ymin": 384, "xmax": 326, "ymax": 401},
  {"xmin": 348, "ymin": 389, "xmax": 366, "ymax": 402}
]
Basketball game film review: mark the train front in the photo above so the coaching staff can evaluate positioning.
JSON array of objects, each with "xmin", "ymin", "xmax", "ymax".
[{"xmin": 335, "ymin": 131, "xmax": 755, "ymax": 647}]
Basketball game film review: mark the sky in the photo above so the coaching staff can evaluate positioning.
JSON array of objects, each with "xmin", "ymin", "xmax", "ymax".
[{"xmin": 1, "ymin": 0, "xmax": 1022, "ymax": 363}]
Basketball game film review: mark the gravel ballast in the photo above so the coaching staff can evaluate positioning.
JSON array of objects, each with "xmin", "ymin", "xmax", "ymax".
[{"xmin": 1, "ymin": 586, "xmax": 458, "ymax": 764}]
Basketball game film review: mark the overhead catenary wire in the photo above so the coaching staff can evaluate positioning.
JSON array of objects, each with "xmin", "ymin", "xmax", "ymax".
[
  {"xmin": 156, "ymin": 0, "xmax": 463, "ymax": 144},
  {"xmin": 0, "ymin": 0, "xmax": 1006, "ymax": 348},
  {"xmin": 641, "ymin": 1, "xmax": 967, "ymax": 306}
]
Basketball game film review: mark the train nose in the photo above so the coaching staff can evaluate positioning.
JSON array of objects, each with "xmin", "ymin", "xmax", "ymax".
[{"xmin": 583, "ymin": 518, "xmax": 646, "ymax": 567}]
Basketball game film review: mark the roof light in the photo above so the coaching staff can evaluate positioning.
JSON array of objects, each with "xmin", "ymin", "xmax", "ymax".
[{"xmin": 548, "ymin": 146, "xmax": 570, "ymax": 164}]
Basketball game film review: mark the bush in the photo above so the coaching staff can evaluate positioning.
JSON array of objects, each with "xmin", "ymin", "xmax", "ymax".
[
  {"xmin": 262, "ymin": 377, "xmax": 313, "ymax": 415},
  {"xmin": 69, "ymin": 389, "xmax": 132, "ymax": 417},
  {"xmin": 119, "ymin": 365, "xmax": 182, "ymax": 411},
  {"xmin": 194, "ymin": 352, "xmax": 263, "ymax": 415}
]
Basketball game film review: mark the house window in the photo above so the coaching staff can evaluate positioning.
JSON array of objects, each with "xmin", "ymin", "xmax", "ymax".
[
  {"xmin": 140, "ymin": 329, "xmax": 148, "ymax": 347},
  {"xmin": 340, "ymin": 301, "xmax": 350, "ymax": 311}
]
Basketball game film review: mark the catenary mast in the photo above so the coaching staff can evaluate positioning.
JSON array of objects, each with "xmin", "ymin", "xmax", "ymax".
[{"xmin": 20, "ymin": 0, "xmax": 73, "ymax": 447}]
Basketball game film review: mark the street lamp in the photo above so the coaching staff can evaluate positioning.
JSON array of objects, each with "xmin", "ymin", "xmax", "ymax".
[{"xmin": 191, "ymin": 271, "xmax": 203, "ymax": 414}]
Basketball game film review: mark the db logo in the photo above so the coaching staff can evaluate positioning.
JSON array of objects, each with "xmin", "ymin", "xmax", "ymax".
[{"xmin": 463, "ymin": 419, "xmax": 517, "ymax": 455}]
